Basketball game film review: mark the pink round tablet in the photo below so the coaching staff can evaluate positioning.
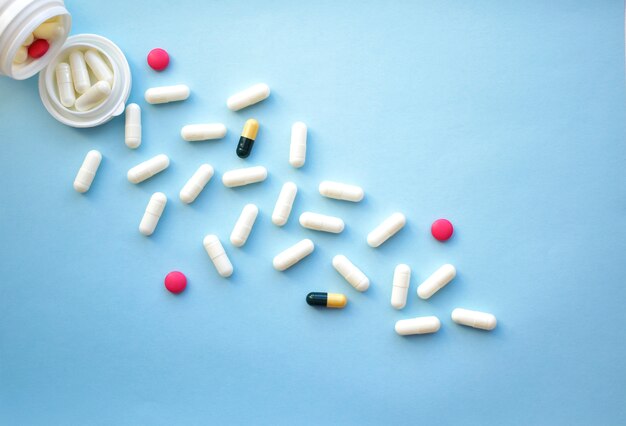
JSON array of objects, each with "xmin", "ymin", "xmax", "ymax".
[
  {"xmin": 164, "ymin": 271, "xmax": 187, "ymax": 294},
  {"xmin": 431, "ymin": 219, "xmax": 454, "ymax": 241},
  {"xmin": 147, "ymin": 48, "xmax": 170, "ymax": 71},
  {"xmin": 28, "ymin": 39, "xmax": 49, "ymax": 59}
]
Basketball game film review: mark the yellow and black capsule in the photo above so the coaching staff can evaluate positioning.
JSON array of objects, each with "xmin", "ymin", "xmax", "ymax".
[
  {"xmin": 236, "ymin": 119, "xmax": 259, "ymax": 158},
  {"xmin": 306, "ymin": 292, "xmax": 347, "ymax": 308}
]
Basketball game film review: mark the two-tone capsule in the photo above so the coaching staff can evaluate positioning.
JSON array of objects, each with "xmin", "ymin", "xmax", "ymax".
[
  {"xmin": 180, "ymin": 164, "xmax": 214, "ymax": 204},
  {"xmin": 128, "ymin": 154, "xmax": 170, "ymax": 184},
  {"xmin": 203, "ymin": 235, "xmax": 233, "ymax": 277},
  {"xmin": 319, "ymin": 181, "xmax": 364, "ymax": 202},
  {"xmin": 139, "ymin": 192, "xmax": 167, "ymax": 236},
  {"xmin": 227, "ymin": 83, "xmax": 270, "ymax": 111},
  {"xmin": 299, "ymin": 212, "xmax": 344, "ymax": 234},
  {"xmin": 145, "ymin": 84, "xmax": 190, "ymax": 104},
  {"xmin": 222, "ymin": 166, "xmax": 267, "ymax": 187},
  {"xmin": 289, "ymin": 122, "xmax": 307, "ymax": 168},
  {"xmin": 306, "ymin": 292, "xmax": 347, "ymax": 309},
  {"xmin": 230, "ymin": 204, "xmax": 259, "ymax": 247},
  {"xmin": 181, "ymin": 123, "xmax": 227, "ymax": 141},
  {"xmin": 395, "ymin": 316, "xmax": 441, "ymax": 336},
  {"xmin": 367, "ymin": 212, "xmax": 406, "ymax": 247},
  {"xmin": 236, "ymin": 119, "xmax": 259, "ymax": 158},
  {"xmin": 417, "ymin": 264, "xmax": 456, "ymax": 299},
  {"xmin": 73, "ymin": 150, "xmax": 102, "ymax": 193},
  {"xmin": 273, "ymin": 239, "xmax": 314, "ymax": 271},
  {"xmin": 124, "ymin": 103, "xmax": 141, "ymax": 148},
  {"xmin": 271, "ymin": 182, "xmax": 297, "ymax": 226},
  {"xmin": 332, "ymin": 255, "xmax": 369, "ymax": 292},
  {"xmin": 390, "ymin": 264, "xmax": 410, "ymax": 309},
  {"xmin": 451, "ymin": 308, "xmax": 497, "ymax": 331}
]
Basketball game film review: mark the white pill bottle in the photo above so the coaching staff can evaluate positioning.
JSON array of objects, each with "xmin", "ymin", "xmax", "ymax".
[{"xmin": 0, "ymin": 0, "xmax": 131, "ymax": 127}]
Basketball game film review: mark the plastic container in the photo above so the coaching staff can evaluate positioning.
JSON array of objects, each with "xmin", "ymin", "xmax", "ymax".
[{"xmin": 0, "ymin": 0, "xmax": 131, "ymax": 127}]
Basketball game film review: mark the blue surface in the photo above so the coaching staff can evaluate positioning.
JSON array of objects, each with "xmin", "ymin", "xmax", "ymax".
[{"xmin": 1, "ymin": 0, "xmax": 625, "ymax": 424}]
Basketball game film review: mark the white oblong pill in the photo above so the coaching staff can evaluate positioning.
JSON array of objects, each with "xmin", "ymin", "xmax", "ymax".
[
  {"xmin": 139, "ymin": 192, "xmax": 167, "ymax": 236},
  {"xmin": 22, "ymin": 33, "xmax": 34, "ymax": 46},
  {"xmin": 127, "ymin": 154, "xmax": 170, "ymax": 184},
  {"xmin": 73, "ymin": 150, "xmax": 102, "ymax": 193},
  {"xmin": 332, "ymin": 255, "xmax": 369, "ymax": 292},
  {"xmin": 222, "ymin": 166, "xmax": 267, "ymax": 187},
  {"xmin": 33, "ymin": 22, "xmax": 64, "ymax": 39},
  {"xmin": 273, "ymin": 239, "xmax": 314, "ymax": 271},
  {"xmin": 84, "ymin": 49, "xmax": 113, "ymax": 85},
  {"xmin": 230, "ymin": 204, "xmax": 259, "ymax": 247},
  {"xmin": 417, "ymin": 264, "xmax": 456, "ymax": 299},
  {"xmin": 180, "ymin": 124, "xmax": 227, "ymax": 141},
  {"xmin": 55, "ymin": 62, "xmax": 75, "ymax": 108},
  {"xmin": 226, "ymin": 83, "xmax": 270, "ymax": 111},
  {"xmin": 367, "ymin": 212, "xmax": 406, "ymax": 247},
  {"xmin": 145, "ymin": 84, "xmax": 190, "ymax": 104},
  {"xmin": 13, "ymin": 46, "xmax": 28, "ymax": 64},
  {"xmin": 271, "ymin": 182, "xmax": 297, "ymax": 226},
  {"xmin": 289, "ymin": 121, "xmax": 307, "ymax": 168},
  {"xmin": 69, "ymin": 50, "xmax": 91, "ymax": 94},
  {"xmin": 319, "ymin": 181, "xmax": 364, "ymax": 202},
  {"xmin": 391, "ymin": 264, "xmax": 410, "ymax": 309},
  {"xmin": 395, "ymin": 316, "xmax": 441, "ymax": 336},
  {"xmin": 299, "ymin": 212, "xmax": 344, "ymax": 234},
  {"xmin": 74, "ymin": 81, "xmax": 111, "ymax": 112},
  {"xmin": 125, "ymin": 103, "xmax": 141, "ymax": 149},
  {"xmin": 179, "ymin": 164, "xmax": 214, "ymax": 204},
  {"xmin": 451, "ymin": 308, "xmax": 497, "ymax": 331},
  {"xmin": 203, "ymin": 235, "xmax": 233, "ymax": 277}
]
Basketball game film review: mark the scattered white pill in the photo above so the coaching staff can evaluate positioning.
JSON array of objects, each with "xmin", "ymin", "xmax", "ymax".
[
  {"xmin": 84, "ymin": 49, "xmax": 113, "ymax": 85},
  {"xmin": 391, "ymin": 264, "xmax": 410, "ymax": 309},
  {"xmin": 367, "ymin": 212, "xmax": 406, "ymax": 247},
  {"xmin": 273, "ymin": 239, "xmax": 314, "ymax": 271},
  {"xmin": 289, "ymin": 122, "xmax": 307, "ymax": 168},
  {"xmin": 319, "ymin": 181, "xmax": 364, "ymax": 202},
  {"xmin": 180, "ymin": 124, "xmax": 227, "ymax": 141},
  {"xmin": 299, "ymin": 212, "xmax": 344, "ymax": 234},
  {"xmin": 139, "ymin": 192, "xmax": 167, "ymax": 236},
  {"xmin": 55, "ymin": 62, "xmax": 75, "ymax": 108},
  {"xmin": 332, "ymin": 255, "xmax": 369, "ymax": 292},
  {"xmin": 451, "ymin": 308, "xmax": 497, "ymax": 331},
  {"xmin": 69, "ymin": 50, "xmax": 90, "ymax": 94},
  {"xmin": 395, "ymin": 316, "xmax": 441, "ymax": 336},
  {"xmin": 222, "ymin": 166, "xmax": 267, "ymax": 188},
  {"xmin": 145, "ymin": 84, "xmax": 190, "ymax": 104},
  {"xmin": 271, "ymin": 182, "xmax": 297, "ymax": 226},
  {"xmin": 226, "ymin": 83, "xmax": 270, "ymax": 111},
  {"xmin": 33, "ymin": 22, "xmax": 64, "ymax": 39},
  {"xmin": 22, "ymin": 33, "xmax": 34, "ymax": 46},
  {"xmin": 13, "ymin": 46, "xmax": 27, "ymax": 64},
  {"xmin": 73, "ymin": 150, "xmax": 102, "ymax": 193},
  {"xmin": 74, "ymin": 81, "xmax": 111, "ymax": 112},
  {"xmin": 179, "ymin": 164, "xmax": 214, "ymax": 204},
  {"xmin": 230, "ymin": 204, "xmax": 259, "ymax": 247},
  {"xmin": 417, "ymin": 264, "xmax": 456, "ymax": 299},
  {"xmin": 127, "ymin": 154, "xmax": 170, "ymax": 184},
  {"xmin": 203, "ymin": 235, "xmax": 233, "ymax": 277},
  {"xmin": 124, "ymin": 103, "xmax": 141, "ymax": 149}
]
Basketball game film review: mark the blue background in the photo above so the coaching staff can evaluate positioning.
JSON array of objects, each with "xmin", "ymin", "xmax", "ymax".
[{"xmin": 1, "ymin": 0, "xmax": 625, "ymax": 424}]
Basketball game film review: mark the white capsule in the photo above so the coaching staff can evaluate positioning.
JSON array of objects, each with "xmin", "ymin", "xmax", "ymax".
[
  {"xmin": 127, "ymin": 154, "xmax": 170, "ymax": 184},
  {"xmin": 84, "ymin": 49, "xmax": 113, "ymax": 86},
  {"xmin": 452, "ymin": 308, "xmax": 497, "ymax": 331},
  {"xmin": 69, "ymin": 50, "xmax": 91, "ymax": 94},
  {"xmin": 139, "ymin": 192, "xmax": 167, "ymax": 236},
  {"xmin": 203, "ymin": 235, "xmax": 233, "ymax": 277},
  {"xmin": 319, "ymin": 181, "xmax": 364, "ymax": 202},
  {"xmin": 180, "ymin": 124, "xmax": 227, "ymax": 141},
  {"xmin": 74, "ymin": 81, "xmax": 110, "ymax": 112},
  {"xmin": 222, "ymin": 166, "xmax": 267, "ymax": 188},
  {"xmin": 124, "ymin": 103, "xmax": 141, "ymax": 149},
  {"xmin": 367, "ymin": 212, "xmax": 406, "ymax": 247},
  {"xmin": 33, "ymin": 22, "xmax": 64, "ymax": 39},
  {"xmin": 179, "ymin": 164, "xmax": 214, "ymax": 204},
  {"xmin": 391, "ymin": 264, "xmax": 411, "ymax": 309},
  {"xmin": 22, "ymin": 33, "xmax": 34, "ymax": 46},
  {"xmin": 226, "ymin": 83, "xmax": 270, "ymax": 111},
  {"xmin": 395, "ymin": 316, "xmax": 441, "ymax": 336},
  {"xmin": 55, "ymin": 62, "xmax": 75, "ymax": 108},
  {"xmin": 230, "ymin": 204, "xmax": 259, "ymax": 247},
  {"xmin": 332, "ymin": 255, "xmax": 369, "ymax": 292},
  {"xmin": 73, "ymin": 150, "xmax": 102, "ymax": 193},
  {"xmin": 289, "ymin": 122, "xmax": 307, "ymax": 168},
  {"xmin": 273, "ymin": 239, "xmax": 314, "ymax": 271},
  {"xmin": 145, "ymin": 84, "xmax": 190, "ymax": 104},
  {"xmin": 13, "ymin": 46, "xmax": 27, "ymax": 64},
  {"xmin": 299, "ymin": 212, "xmax": 344, "ymax": 234},
  {"xmin": 417, "ymin": 264, "xmax": 456, "ymax": 299},
  {"xmin": 271, "ymin": 182, "xmax": 297, "ymax": 226}
]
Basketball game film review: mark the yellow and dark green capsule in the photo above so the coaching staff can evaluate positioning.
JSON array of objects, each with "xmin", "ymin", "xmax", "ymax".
[
  {"xmin": 236, "ymin": 119, "xmax": 259, "ymax": 158},
  {"xmin": 306, "ymin": 292, "xmax": 347, "ymax": 309}
]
